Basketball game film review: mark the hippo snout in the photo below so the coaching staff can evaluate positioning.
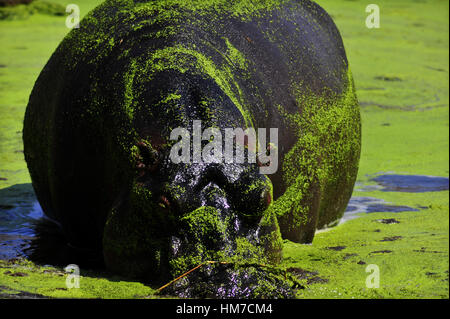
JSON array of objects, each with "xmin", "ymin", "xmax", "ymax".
[
  {"xmin": 170, "ymin": 163, "xmax": 273, "ymax": 251},
  {"xmin": 102, "ymin": 160, "xmax": 278, "ymax": 284},
  {"xmin": 184, "ymin": 163, "xmax": 273, "ymax": 227}
]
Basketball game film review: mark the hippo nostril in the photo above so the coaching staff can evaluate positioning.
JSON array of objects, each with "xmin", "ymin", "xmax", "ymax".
[{"xmin": 195, "ymin": 165, "xmax": 230, "ymax": 192}]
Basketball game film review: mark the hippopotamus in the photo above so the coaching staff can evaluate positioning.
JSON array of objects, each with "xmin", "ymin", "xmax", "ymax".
[{"xmin": 23, "ymin": 0, "xmax": 360, "ymax": 297}]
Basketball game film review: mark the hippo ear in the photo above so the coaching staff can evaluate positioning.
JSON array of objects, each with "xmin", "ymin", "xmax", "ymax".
[
  {"xmin": 134, "ymin": 140, "xmax": 160, "ymax": 173},
  {"xmin": 257, "ymin": 211, "xmax": 283, "ymax": 265}
]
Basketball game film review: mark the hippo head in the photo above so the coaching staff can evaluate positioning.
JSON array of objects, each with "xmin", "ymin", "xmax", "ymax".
[
  {"xmin": 22, "ymin": 0, "xmax": 360, "ymax": 298},
  {"xmin": 101, "ymin": 69, "xmax": 288, "ymax": 297}
]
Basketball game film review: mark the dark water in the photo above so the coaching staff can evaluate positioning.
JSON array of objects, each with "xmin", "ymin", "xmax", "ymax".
[
  {"xmin": 339, "ymin": 196, "xmax": 419, "ymax": 225},
  {"xmin": 345, "ymin": 196, "xmax": 419, "ymax": 213},
  {"xmin": 371, "ymin": 174, "xmax": 449, "ymax": 192},
  {"xmin": 0, "ymin": 184, "xmax": 43, "ymax": 260},
  {"xmin": 0, "ymin": 184, "xmax": 105, "ymax": 268}
]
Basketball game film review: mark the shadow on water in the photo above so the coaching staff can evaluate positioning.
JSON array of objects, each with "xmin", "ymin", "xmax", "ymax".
[
  {"xmin": 0, "ymin": 184, "xmax": 104, "ymax": 268},
  {"xmin": 371, "ymin": 174, "xmax": 449, "ymax": 192}
]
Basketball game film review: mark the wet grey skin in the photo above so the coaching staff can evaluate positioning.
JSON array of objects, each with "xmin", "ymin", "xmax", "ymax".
[{"xmin": 22, "ymin": 0, "xmax": 361, "ymax": 297}]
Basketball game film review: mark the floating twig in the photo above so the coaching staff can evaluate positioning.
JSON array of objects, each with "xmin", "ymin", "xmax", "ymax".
[{"xmin": 157, "ymin": 260, "xmax": 228, "ymax": 292}]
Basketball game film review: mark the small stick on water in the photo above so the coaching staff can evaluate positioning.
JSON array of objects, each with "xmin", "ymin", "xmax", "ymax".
[{"xmin": 157, "ymin": 260, "xmax": 228, "ymax": 292}]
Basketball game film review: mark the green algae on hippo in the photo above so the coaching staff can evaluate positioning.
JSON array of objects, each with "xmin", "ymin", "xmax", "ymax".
[{"xmin": 23, "ymin": 0, "xmax": 360, "ymax": 297}]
